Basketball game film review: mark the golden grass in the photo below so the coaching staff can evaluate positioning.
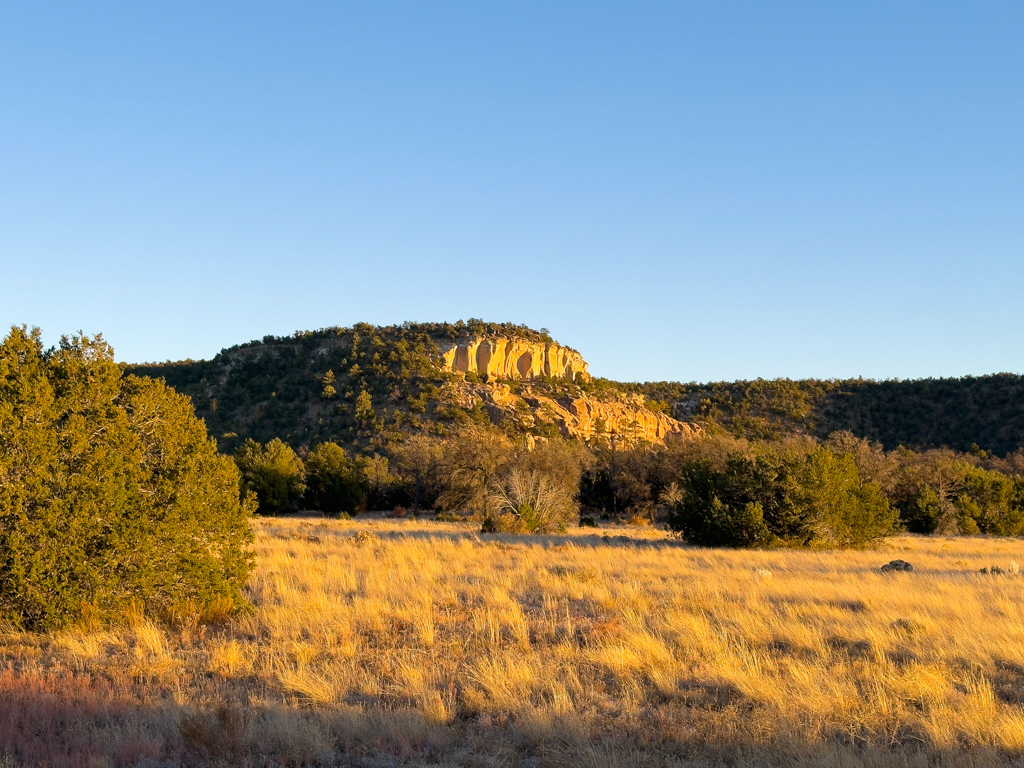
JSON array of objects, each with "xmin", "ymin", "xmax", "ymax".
[{"xmin": 6, "ymin": 517, "xmax": 1024, "ymax": 766}]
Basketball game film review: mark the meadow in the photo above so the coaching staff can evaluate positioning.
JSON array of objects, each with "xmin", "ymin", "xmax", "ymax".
[{"xmin": 4, "ymin": 517, "xmax": 1024, "ymax": 767}]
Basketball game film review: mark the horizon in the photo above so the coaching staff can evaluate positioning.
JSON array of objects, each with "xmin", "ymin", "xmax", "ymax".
[
  {"xmin": 3, "ymin": 3, "xmax": 1022, "ymax": 382},
  {"xmin": 10, "ymin": 317, "xmax": 1024, "ymax": 384},
  {"xmin": 118, "ymin": 318, "xmax": 1024, "ymax": 387}
]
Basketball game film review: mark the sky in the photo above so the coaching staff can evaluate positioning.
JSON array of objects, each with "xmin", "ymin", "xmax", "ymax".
[{"xmin": 1, "ymin": 2, "xmax": 1022, "ymax": 383}]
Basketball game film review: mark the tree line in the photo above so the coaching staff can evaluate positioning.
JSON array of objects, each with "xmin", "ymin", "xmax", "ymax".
[
  {"xmin": 232, "ymin": 426, "xmax": 593, "ymax": 535},
  {"xmin": 231, "ymin": 421, "xmax": 1024, "ymax": 547},
  {"xmin": 640, "ymin": 374, "xmax": 1024, "ymax": 454}
]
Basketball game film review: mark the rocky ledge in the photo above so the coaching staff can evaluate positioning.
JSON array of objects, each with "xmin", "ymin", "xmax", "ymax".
[{"xmin": 466, "ymin": 382, "xmax": 698, "ymax": 444}]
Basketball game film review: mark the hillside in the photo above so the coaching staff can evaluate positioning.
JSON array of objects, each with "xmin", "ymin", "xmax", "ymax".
[
  {"xmin": 128, "ymin": 321, "xmax": 692, "ymax": 454},
  {"xmin": 640, "ymin": 374, "xmax": 1024, "ymax": 454},
  {"xmin": 130, "ymin": 322, "xmax": 1024, "ymax": 456}
]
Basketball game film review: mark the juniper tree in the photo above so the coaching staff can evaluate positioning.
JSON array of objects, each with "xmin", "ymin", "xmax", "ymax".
[{"xmin": 0, "ymin": 327, "xmax": 255, "ymax": 630}]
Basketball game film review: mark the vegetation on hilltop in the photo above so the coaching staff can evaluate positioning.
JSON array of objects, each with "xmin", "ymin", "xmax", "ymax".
[
  {"xmin": 641, "ymin": 374, "xmax": 1024, "ymax": 454},
  {"xmin": 130, "ymin": 322, "xmax": 460, "ymax": 453},
  {"xmin": 128, "ymin": 321, "xmax": 574, "ymax": 455},
  {"xmin": 140, "ymin": 324, "xmax": 1024, "ymax": 460}
]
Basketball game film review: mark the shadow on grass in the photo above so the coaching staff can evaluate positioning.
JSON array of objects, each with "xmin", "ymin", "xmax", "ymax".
[
  {"xmin": 320, "ymin": 527, "xmax": 695, "ymax": 551},
  {"xmin": 2, "ymin": 668, "xmax": 1024, "ymax": 768}
]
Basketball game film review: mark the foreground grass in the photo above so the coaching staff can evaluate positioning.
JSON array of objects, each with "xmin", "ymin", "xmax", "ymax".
[{"xmin": 4, "ymin": 518, "xmax": 1024, "ymax": 766}]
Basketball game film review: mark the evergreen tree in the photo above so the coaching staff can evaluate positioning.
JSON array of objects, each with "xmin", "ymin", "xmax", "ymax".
[
  {"xmin": 303, "ymin": 442, "xmax": 362, "ymax": 515},
  {"xmin": 0, "ymin": 327, "xmax": 254, "ymax": 630},
  {"xmin": 233, "ymin": 438, "xmax": 306, "ymax": 514},
  {"xmin": 668, "ymin": 445, "xmax": 896, "ymax": 547}
]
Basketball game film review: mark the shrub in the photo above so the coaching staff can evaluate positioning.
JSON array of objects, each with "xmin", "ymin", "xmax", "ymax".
[
  {"xmin": 792, "ymin": 447, "xmax": 898, "ymax": 546},
  {"xmin": 955, "ymin": 466, "xmax": 1024, "ymax": 535},
  {"xmin": 234, "ymin": 438, "xmax": 305, "ymax": 514},
  {"xmin": 903, "ymin": 485, "xmax": 973, "ymax": 534},
  {"xmin": 668, "ymin": 460, "xmax": 773, "ymax": 547},
  {"xmin": 0, "ymin": 327, "xmax": 254, "ymax": 630},
  {"xmin": 303, "ymin": 442, "xmax": 362, "ymax": 515},
  {"xmin": 484, "ymin": 468, "xmax": 577, "ymax": 533},
  {"xmin": 902, "ymin": 485, "xmax": 944, "ymax": 533},
  {"xmin": 389, "ymin": 434, "xmax": 444, "ymax": 511},
  {"xmin": 519, "ymin": 439, "xmax": 594, "ymax": 499},
  {"xmin": 669, "ymin": 445, "xmax": 897, "ymax": 547},
  {"xmin": 898, "ymin": 464, "xmax": 1024, "ymax": 536}
]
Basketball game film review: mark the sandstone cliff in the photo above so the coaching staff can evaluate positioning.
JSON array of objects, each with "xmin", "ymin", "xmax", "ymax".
[
  {"xmin": 435, "ymin": 333, "xmax": 696, "ymax": 443},
  {"xmin": 438, "ymin": 337, "xmax": 589, "ymax": 382},
  {"xmin": 461, "ymin": 382, "xmax": 698, "ymax": 444}
]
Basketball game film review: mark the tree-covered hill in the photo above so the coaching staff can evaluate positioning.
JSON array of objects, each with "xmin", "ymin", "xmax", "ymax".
[
  {"xmin": 129, "ymin": 322, "xmax": 1024, "ymax": 457},
  {"xmin": 127, "ymin": 321, "xmax": 583, "ymax": 455},
  {"xmin": 640, "ymin": 374, "xmax": 1024, "ymax": 454}
]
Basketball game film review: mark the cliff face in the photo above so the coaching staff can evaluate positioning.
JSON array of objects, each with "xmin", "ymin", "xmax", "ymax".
[
  {"xmin": 466, "ymin": 383, "xmax": 698, "ymax": 444},
  {"xmin": 438, "ymin": 337, "xmax": 589, "ymax": 382},
  {"xmin": 436, "ymin": 334, "xmax": 694, "ymax": 443}
]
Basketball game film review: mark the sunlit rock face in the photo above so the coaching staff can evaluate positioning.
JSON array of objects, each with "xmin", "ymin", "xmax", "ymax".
[
  {"xmin": 552, "ymin": 394, "xmax": 695, "ymax": 442},
  {"xmin": 437, "ymin": 334, "xmax": 698, "ymax": 444},
  {"xmin": 473, "ymin": 384, "xmax": 698, "ymax": 443},
  {"xmin": 438, "ymin": 338, "xmax": 589, "ymax": 382}
]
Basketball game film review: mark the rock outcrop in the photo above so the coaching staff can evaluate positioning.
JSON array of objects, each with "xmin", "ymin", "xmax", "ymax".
[
  {"xmin": 435, "ymin": 333, "xmax": 696, "ymax": 443},
  {"xmin": 438, "ymin": 337, "xmax": 589, "ymax": 382},
  {"xmin": 470, "ymin": 383, "xmax": 698, "ymax": 444},
  {"xmin": 880, "ymin": 560, "xmax": 914, "ymax": 573}
]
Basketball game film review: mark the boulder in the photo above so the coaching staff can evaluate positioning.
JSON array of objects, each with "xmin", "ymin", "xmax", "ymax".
[{"xmin": 880, "ymin": 559, "xmax": 913, "ymax": 573}]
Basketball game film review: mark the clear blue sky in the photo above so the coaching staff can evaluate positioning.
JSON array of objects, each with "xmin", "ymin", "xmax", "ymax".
[{"xmin": 2, "ymin": 2, "xmax": 1021, "ymax": 382}]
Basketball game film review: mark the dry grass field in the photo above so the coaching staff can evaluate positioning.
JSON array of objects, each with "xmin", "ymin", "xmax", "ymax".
[{"xmin": 4, "ymin": 517, "xmax": 1024, "ymax": 767}]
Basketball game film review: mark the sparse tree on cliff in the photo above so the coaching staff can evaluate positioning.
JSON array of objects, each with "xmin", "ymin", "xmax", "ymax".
[
  {"xmin": 355, "ymin": 390, "xmax": 374, "ymax": 424},
  {"xmin": 321, "ymin": 369, "xmax": 337, "ymax": 399}
]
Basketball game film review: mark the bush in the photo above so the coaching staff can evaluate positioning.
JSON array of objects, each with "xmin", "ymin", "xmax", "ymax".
[
  {"xmin": 234, "ymin": 438, "xmax": 305, "ymax": 514},
  {"xmin": 435, "ymin": 426, "xmax": 513, "ymax": 513},
  {"xmin": 303, "ymin": 442, "xmax": 363, "ymax": 515},
  {"xmin": 485, "ymin": 468, "xmax": 576, "ymax": 533},
  {"xmin": 896, "ymin": 461, "xmax": 1024, "ymax": 536},
  {"xmin": 669, "ymin": 460, "xmax": 773, "ymax": 547},
  {"xmin": 0, "ymin": 327, "xmax": 254, "ymax": 630},
  {"xmin": 389, "ymin": 434, "xmax": 444, "ymax": 511},
  {"xmin": 793, "ymin": 446, "xmax": 898, "ymax": 546},
  {"xmin": 903, "ymin": 486, "xmax": 971, "ymax": 534},
  {"xmin": 669, "ymin": 445, "xmax": 897, "ymax": 548},
  {"xmin": 955, "ymin": 466, "xmax": 1024, "ymax": 535}
]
